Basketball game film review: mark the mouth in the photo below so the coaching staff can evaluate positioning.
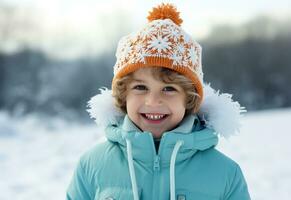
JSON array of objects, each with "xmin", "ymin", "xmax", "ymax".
[{"xmin": 140, "ymin": 113, "xmax": 169, "ymax": 124}]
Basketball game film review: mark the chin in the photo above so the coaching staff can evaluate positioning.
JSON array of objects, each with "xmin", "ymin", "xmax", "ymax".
[{"xmin": 149, "ymin": 130, "xmax": 164, "ymax": 138}]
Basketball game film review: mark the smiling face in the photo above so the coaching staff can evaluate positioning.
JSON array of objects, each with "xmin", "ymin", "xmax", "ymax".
[{"xmin": 126, "ymin": 67, "xmax": 186, "ymax": 138}]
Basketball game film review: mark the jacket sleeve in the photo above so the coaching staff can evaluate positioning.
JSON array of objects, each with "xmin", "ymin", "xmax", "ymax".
[
  {"xmin": 224, "ymin": 164, "xmax": 251, "ymax": 200},
  {"xmin": 66, "ymin": 158, "xmax": 94, "ymax": 200}
]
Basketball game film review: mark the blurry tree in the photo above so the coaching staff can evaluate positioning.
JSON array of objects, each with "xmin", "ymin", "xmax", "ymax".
[
  {"xmin": 202, "ymin": 17, "xmax": 291, "ymax": 110},
  {"xmin": 1, "ymin": 49, "xmax": 47, "ymax": 114},
  {"xmin": 1, "ymin": 9, "xmax": 291, "ymax": 119},
  {"xmin": 0, "ymin": 53, "xmax": 4, "ymax": 107},
  {"xmin": 36, "ymin": 53, "xmax": 113, "ymax": 118}
]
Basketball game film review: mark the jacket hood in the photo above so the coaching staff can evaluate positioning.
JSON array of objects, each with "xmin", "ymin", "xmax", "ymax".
[
  {"xmin": 105, "ymin": 114, "xmax": 218, "ymax": 165},
  {"xmin": 87, "ymin": 84, "xmax": 246, "ymax": 139},
  {"xmin": 86, "ymin": 84, "xmax": 245, "ymax": 200},
  {"xmin": 104, "ymin": 113, "xmax": 219, "ymax": 200}
]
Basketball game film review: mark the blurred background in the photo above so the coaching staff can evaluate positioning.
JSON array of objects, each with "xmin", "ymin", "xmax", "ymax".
[
  {"xmin": 0, "ymin": 0, "xmax": 291, "ymax": 199},
  {"xmin": 1, "ymin": 0, "xmax": 291, "ymax": 119}
]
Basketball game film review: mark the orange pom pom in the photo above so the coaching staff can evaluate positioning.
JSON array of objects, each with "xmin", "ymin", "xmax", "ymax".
[{"xmin": 147, "ymin": 3, "xmax": 183, "ymax": 26}]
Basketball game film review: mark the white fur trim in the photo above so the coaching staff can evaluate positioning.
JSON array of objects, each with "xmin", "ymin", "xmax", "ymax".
[
  {"xmin": 198, "ymin": 84, "xmax": 246, "ymax": 138},
  {"xmin": 87, "ymin": 87, "xmax": 124, "ymax": 127},
  {"xmin": 87, "ymin": 85, "xmax": 246, "ymax": 138}
]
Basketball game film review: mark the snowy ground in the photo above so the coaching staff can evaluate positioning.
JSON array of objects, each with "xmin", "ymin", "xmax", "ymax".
[{"xmin": 0, "ymin": 109, "xmax": 290, "ymax": 200}]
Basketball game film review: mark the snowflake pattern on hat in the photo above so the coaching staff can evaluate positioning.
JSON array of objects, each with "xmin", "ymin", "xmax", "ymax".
[
  {"xmin": 113, "ymin": 19, "xmax": 203, "ymax": 81},
  {"xmin": 112, "ymin": 3, "xmax": 205, "ymax": 111}
]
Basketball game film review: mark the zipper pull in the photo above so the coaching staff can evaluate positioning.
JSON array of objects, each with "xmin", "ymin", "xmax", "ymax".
[{"xmin": 153, "ymin": 155, "xmax": 160, "ymax": 171}]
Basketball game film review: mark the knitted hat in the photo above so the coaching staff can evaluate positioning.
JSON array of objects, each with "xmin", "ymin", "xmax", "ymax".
[{"xmin": 112, "ymin": 3, "xmax": 204, "ymax": 110}]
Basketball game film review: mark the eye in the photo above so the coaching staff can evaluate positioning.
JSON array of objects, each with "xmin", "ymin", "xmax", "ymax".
[
  {"xmin": 163, "ymin": 86, "xmax": 177, "ymax": 92},
  {"xmin": 132, "ymin": 85, "xmax": 147, "ymax": 90}
]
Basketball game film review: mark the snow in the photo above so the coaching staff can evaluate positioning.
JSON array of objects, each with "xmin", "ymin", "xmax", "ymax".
[
  {"xmin": 1, "ymin": 109, "xmax": 291, "ymax": 200},
  {"xmin": 217, "ymin": 108, "xmax": 291, "ymax": 199}
]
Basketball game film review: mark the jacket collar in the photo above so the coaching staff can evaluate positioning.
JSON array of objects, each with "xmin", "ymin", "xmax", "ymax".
[
  {"xmin": 121, "ymin": 114, "xmax": 197, "ymax": 134},
  {"xmin": 105, "ymin": 114, "xmax": 218, "ymax": 167}
]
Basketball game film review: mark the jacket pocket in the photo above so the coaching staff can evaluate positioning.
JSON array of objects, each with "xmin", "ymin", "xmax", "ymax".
[{"xmin": 95, "ymin": 186, "xmax": 142, "ymax": 200}]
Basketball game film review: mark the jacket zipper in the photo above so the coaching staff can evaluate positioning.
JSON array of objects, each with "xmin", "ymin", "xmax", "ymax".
[
  {"xmin": 152, "ymin": 136, "xmax": 163, "ymax": 200},
  {"xmin": 154, "ymin": 155, "xmax": 160, "ymax": 171},
  {"xmin": 152, "ymin": 155, "xmax": 160, "ymax": 200}
]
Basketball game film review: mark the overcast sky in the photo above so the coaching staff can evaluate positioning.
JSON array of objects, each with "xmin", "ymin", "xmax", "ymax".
[{"xmin": 2, "ymin": 0, "xmax": 291, "ymax": 58}]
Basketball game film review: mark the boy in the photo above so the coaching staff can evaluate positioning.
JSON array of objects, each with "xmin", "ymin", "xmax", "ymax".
[{"xmin": 66, "ymin": 3, "xmax": 251, "ymax": 200}]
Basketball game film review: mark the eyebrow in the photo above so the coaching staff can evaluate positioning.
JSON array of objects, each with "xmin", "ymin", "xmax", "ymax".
[{"xmin": 131, "ymin": 78, "xmax": 146, "ymax": 83}]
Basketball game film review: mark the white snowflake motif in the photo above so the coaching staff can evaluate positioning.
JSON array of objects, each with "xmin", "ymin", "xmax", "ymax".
[
  {"xmin": 153, "ymin": 19, "xmax": 165, "ymax": 27},
  {"xmin": 182, "ymin": 31, "xmax": 192, "ymax": 44},
  {"xmin": 134, "ymin": 42, "xmax": 143, "ymax": 53},
  {"xmin": 171, "ymin": 29, "xmax": 180, "ymax": 42},
  {"xmin": 116, "ymin": 35, "xmax": 134, "ymax": 64},
  {"xmin": 115, "ymin": 36, "xmax": 129, "ymax": 58},
  {"xmin": 187, "ymin": 46, "xmax": 197, "ymax": 65},
  {"xmin": 163, "ymin": 25, "xmax": 180, "ymax": 42},
  {"xmin": 176, "ymin": 43, "xmax": 186, "ymax": 55},
  {"xmin": 171, "ymin": 53, "xmax": 183, "ymax": 66},
  {"xmin": 140, "ymin": 23, "xmax": 158, "ymax": 38},
  {"xmin": 122, "ymin": 43, "xmax": 132, "ymax": 58},
  {"xmin": 132, "ymin": 51, "xmax": 149, "ymax": 63},
  {"xmin": 147, "ymin": 34, "xmax": 172, "ymax": 54}
]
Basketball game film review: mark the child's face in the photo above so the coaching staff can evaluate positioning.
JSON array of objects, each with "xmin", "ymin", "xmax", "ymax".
[{"xmin": 126, "ymin": 68, "xmax": 186, "ymax": 139}]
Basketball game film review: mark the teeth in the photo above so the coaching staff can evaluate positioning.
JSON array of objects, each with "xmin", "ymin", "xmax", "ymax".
[{"xmin": 145, "ymin": 114, "xmax": 165, "ymax": 120}]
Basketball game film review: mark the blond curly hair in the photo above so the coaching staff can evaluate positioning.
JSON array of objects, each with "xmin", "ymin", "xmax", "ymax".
[{"xmin": 112, "ymin": 67, "xmax": 201, "ymax": 115}]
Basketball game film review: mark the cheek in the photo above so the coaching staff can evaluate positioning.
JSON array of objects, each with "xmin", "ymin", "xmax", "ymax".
[
  {"xmin": 175, "ymin": 104, "xmax": 186, "ymax": 116},
  {"xmin": 170, "ymin": 97, "xmax": 186, "ymax": 117},
  {"xmin": 169, "ymin": 95, "xmax": 186, "ymax": 108},
  {"xmin": 126, "ymin": 95, "xmax": 140, "ymax": 113}
]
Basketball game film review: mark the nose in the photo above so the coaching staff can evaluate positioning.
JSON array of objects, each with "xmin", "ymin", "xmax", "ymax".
[{"xmin": 145, "ymin": 92, "xmax": 162, "ymax": 107}]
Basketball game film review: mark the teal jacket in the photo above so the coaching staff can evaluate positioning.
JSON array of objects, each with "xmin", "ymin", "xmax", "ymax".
[{"xmin": 66, "ymin": 114, "xmax": 251, "ymax": 200}]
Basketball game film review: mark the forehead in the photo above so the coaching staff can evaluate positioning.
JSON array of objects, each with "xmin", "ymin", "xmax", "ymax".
[
  {"xmin": 132, "ymin": 67, "xmax": 154, "ymax": 76},
  {"xmin": 132, "ymin": 67, "xmax": 173, "ymax": 78},
  {"xmin": 131, "ymin": 67, "xmax": 187, "ymax": 85}
]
